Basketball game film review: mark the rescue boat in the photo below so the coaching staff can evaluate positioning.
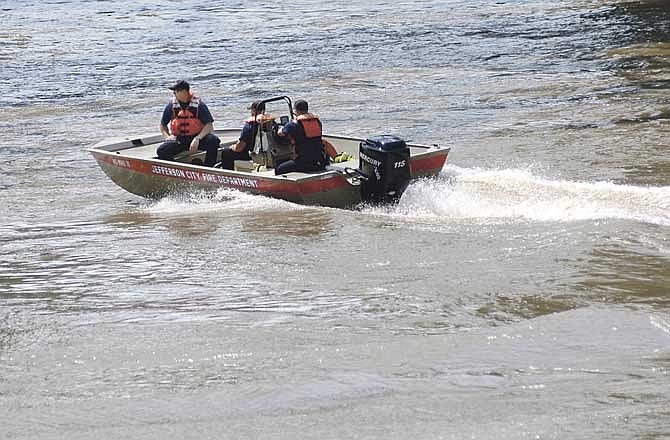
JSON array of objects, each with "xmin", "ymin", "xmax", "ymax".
[{"xmin": 88, "ymin": 96, "xmax": 450, "ymax": 209}]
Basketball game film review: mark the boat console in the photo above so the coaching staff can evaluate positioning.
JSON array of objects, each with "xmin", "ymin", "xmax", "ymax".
[{"xmin": 250, "ymin": 119, "xmax": 292, "ymax": 169}]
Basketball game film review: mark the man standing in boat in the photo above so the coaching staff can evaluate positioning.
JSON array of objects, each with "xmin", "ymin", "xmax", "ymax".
[
  {"xmin": 274, "ymin": 99, "xmax": 329, "ymax": 175},
  {"xmin": 157, "ymin": 80, "xmax": 220, "ymax": 167}
]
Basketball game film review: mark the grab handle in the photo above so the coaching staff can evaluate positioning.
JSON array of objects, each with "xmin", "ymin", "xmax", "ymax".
[{"xmin": 344, "ymin": 167, "xmax": 369, "ymax": 181}]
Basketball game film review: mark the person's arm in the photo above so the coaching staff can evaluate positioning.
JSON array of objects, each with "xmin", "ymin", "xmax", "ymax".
[
  {"xmin": 231, "ymin": 139, "xmax": 246, "ymax": 153},
  {"xmin": 230, "ymin": 121, "xmax": 256, "ymax": 153},
  {"xmin": 258, "ymin": 113, "xmax": 277, "ymax": 123},
  {"xmin": 277, "ymin": 122, "xmax": 297, "ymax": 158},
  {"xmin": 276, "ymin": 121, "xmax": 295, "ymax": 138},
  {"xmin": 190, "ymin": 102, "xmax": 215, "ymax": 151},
  {"xmin": 197, "ymin": 122, "xmax": 213, "ymax": 139},
  {"xmin": 161, "ymin": 104, "xmax": 175, "ymax": 140},
  {"xmin": 160, "ymin": 123, "xmax": 172, "ymax": 140},
  {"xmin": 189, "ymin": 122, "xmax": 213, "ymax": 151}
]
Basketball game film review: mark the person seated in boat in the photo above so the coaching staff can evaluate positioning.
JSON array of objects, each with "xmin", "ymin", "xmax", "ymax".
[
  {"xmin": 157, "ymin": 80, "xmax": 220, "ymax": 167},
  {"xmin": 218, "ymin": 100, "xmax": 274, "ymax": 170},
  {"xmin": 274, "ymin": 99, "xmax": 329, "ymax": 175}
]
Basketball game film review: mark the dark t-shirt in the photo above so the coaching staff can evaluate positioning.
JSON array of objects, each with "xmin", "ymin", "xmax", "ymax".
[
  {"xmin": 280, "ymin": 121, "xmax": 301, "ymax": 143},
  {"xmin": 238, "ymin": 121, "xmax": 258, "ymax": 151},
  {"xmin": 161, "ymin": 99, "xmax": 214, "ymax": 127},
  {"xmin": 280, "ymin": 119, "xmax": 325, "ymax": 164}
]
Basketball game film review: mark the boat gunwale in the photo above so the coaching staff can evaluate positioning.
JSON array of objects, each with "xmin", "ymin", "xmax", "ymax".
[{"xmin": 88, "ymin": 128, "xmax": 448, "ymax": 153}]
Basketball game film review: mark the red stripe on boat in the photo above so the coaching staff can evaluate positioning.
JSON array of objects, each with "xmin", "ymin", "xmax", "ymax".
[{"xmin": 411, "ymin": 151, "xmax": 449, "ymax": 174}]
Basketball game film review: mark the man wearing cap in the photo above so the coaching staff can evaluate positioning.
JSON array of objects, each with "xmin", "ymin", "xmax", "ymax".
[
  {"xmin": 218, "ymin": 100, "xmax": 273, "ymax": 170},
  {"xmin": 157, "ymin": 80, "xmax": 220, "ymax": 167},
  {"xmin": 274, "ymin": 99, "xmax": 328, "ymax": 175}
]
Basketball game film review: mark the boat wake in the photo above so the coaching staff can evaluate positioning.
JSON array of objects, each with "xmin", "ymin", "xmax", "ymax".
[
  {"xmin": 136, "ymin": 165, "xmax": 670, "ymax": 227},
  {"xmin": 373, "ymin": 165, "xmax": 670, "ymax": 226},
  {"xmin": 139, "ymin": 188, "xmax": 304, "ymax": 217}
]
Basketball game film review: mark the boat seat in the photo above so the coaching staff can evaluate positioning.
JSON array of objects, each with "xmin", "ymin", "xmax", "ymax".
[
  {"xmin": 173, "ymin": 143, "xmax": 236, "ymax": 166},
  {"xmin": 174, "ymin": 150, "xmax": 206, "ymax": 165},
  {"xmin": 326, "ymin": 158, "xmax": 357, "ymax": 171},
  {"xmin": 234, "ymin": 160, "xmax": 257, "ymax": 172}
]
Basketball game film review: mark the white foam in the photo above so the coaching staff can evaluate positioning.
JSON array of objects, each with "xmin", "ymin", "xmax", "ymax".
[
  {"xmin": 135, "ymin": 166, "xmax": 670, "ymax": 227},
  {"xmin": 650, "ymin": 314, "xmax": 670, "ymax": 336},
  {"xmin": 139, "ymin": 188, "xmax": 301, "ymax": 217},
  {"xmin": 380, "ymin": 164, "xmax": 670, "ymax": 226}
]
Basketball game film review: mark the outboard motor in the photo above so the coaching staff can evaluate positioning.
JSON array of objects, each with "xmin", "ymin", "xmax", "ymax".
[{"xmin": 359, "ymin": 135, "xmax": 411, "ymax": 202}]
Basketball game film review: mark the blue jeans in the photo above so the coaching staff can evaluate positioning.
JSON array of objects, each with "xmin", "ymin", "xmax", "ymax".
[{"xmin": 274, "ymin": 158, "xmax": 325, "ymax": 175}]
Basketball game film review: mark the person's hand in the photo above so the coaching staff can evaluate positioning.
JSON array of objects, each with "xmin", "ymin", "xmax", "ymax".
[
  {"xmin": 190, "ymin": 136, "xmax": 200, "ymax": 152},
  {"xmin": 165, "ymin": 134, "xmax": 176, "ymax": 141}
]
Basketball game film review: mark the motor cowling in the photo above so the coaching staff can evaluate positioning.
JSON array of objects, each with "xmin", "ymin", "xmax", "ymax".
[{"xmin": 359, "ymin": 135, "xmax": 411, "ymax": 202}]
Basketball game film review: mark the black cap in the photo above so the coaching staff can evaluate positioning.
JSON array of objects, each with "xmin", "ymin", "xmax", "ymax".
[
  {"xmin": 294, "ymin": 99, "xmax": 308, "ymax": 112},
  {"xmin": 168, "ymin": 80, "xmax": 190, "ymax": 91},
  {"xmin": 247, "ymin": 100, "xmax": 265, "ymax": 112}
]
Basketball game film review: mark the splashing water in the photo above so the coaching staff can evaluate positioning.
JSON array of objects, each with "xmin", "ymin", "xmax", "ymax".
[
  {"xmin": 133, "ymin": 165, "xmax": 670, "ymax": 227},
  {"xmin": 139, "ymin": 188, "xmax": 305, "ymax": 217},
  {"xmin": 385, "ymin": 165, "xmax": 670, "ymax": 226}
]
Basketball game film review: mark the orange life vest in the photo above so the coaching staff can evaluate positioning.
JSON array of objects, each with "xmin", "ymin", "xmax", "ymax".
[
  {"xmin": 322, "ymin": 139, "xmax": 338, "ymax": 159},
  {"xmin": 294, "ymin": 113, "xmax": 327, "ymax": 166},
  {"xmin": 296, "ymin": 113, "xmax": 322, "ymax": 139},
  {"xmin": 169, "ymin": 94, "xmax": 204, "ymax": 137},
  {"xmin": 245, "ymin": 113, "xmax": 275, "ymax": 124}
]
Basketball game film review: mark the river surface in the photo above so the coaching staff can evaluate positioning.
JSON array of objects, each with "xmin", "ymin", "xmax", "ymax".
[{"xmin": 2, "ymin": 0, "xmax": 670, "ymax": 438}]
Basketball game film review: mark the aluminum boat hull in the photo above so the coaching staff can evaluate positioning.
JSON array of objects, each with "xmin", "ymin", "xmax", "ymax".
[{"xmin": 88, "ymin": 128, "xmax": 450, "ymax": 209}]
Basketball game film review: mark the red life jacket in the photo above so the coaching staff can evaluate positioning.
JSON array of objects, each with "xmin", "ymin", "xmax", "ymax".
[
  {"xmin": 296, "ymin": 113, "xmax": 322, "ymax": 140},
  {"xmin": 244, "ymin": 113, "xmax": 275, "ymax": 124},
  {"xmin": 322, "ymin": 139, "xmax": 338, "ymax": 159},
  {"xmin": 169, "ymin": 94, "xmax": 204, "ymax": 137},
  {"xmin": 295, "ymin": 113, "xmax": 326, "ymax": 165}
]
